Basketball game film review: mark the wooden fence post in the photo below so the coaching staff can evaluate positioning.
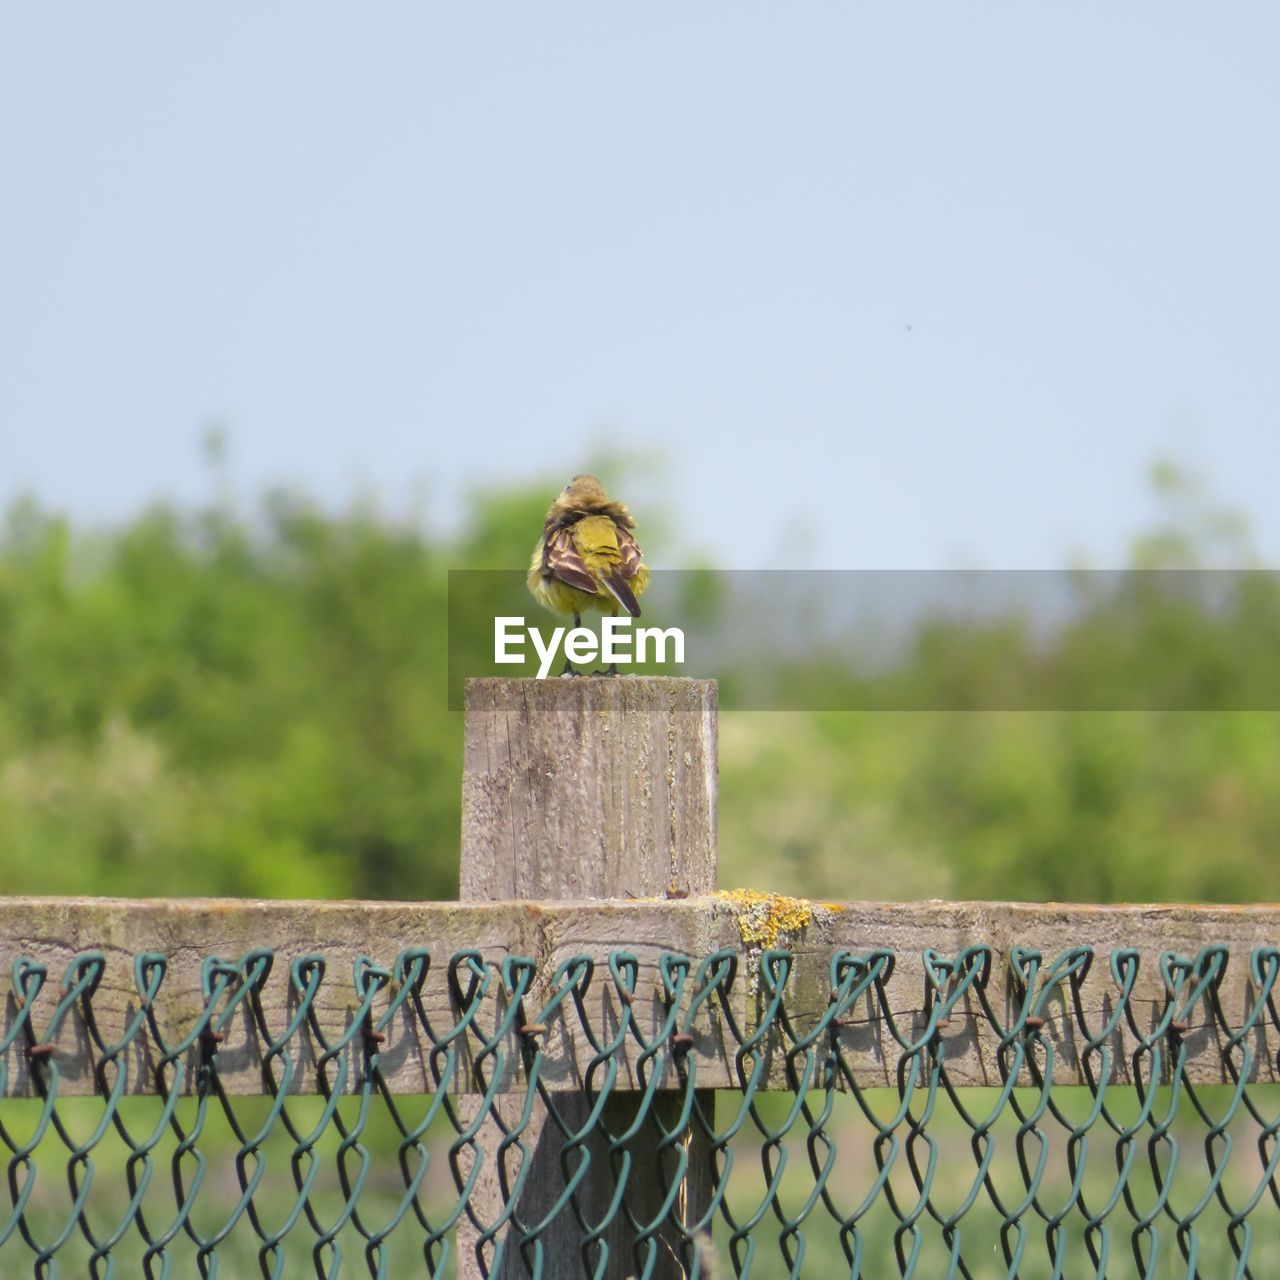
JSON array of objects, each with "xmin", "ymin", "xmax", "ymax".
[{"xmin": 457, "ymin": 676, "xmax": 718, "ymax": 1279}]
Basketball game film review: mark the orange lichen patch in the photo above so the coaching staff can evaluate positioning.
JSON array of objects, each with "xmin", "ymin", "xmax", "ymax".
[{"xmin": 714, "ymin": 889, "xmax": 818, "ymax": 950}]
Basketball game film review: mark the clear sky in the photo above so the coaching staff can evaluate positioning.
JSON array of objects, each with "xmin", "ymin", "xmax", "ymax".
[{"xmin": 2, "ymin": 5, "xmax": 1276, "ymax": 569}]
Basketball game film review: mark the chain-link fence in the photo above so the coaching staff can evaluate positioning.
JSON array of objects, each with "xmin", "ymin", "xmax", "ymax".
[{"xmin": 3, "ymin": 908, "xmax": 1279, "ymax": 1279}]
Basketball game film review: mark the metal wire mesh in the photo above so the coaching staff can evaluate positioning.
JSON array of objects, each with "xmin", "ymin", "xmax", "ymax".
[{"xmin": 2, "ymin": 939, "xmax": 1279, "ymax": 1278}]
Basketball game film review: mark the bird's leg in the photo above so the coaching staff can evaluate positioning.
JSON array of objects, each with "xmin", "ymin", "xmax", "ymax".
[
  {"xmin": 604, "ymin": 606, "xmax": 619, "ymax": 676},
  {"xmin": 561, "ymin": 613, "xmax": 582, "ymax": 677}
]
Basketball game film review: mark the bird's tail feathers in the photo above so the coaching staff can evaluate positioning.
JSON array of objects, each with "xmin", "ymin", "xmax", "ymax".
[{"xmin": 601, "ymin": 568, "xmax": 641, "ymax": 618}]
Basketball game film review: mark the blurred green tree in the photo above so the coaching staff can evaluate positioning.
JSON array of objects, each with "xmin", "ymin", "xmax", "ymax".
[{"xmin": 1, "ymin": 458, "xmax": 1277, "ymax": 907}]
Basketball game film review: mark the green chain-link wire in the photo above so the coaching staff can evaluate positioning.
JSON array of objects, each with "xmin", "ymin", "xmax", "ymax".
[{"xmin": 3, "ymin": 942, "xmax": 1279, "ymax": 1278}]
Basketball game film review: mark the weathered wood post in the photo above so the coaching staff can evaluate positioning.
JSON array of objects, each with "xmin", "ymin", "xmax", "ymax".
[{"xmin": 458, "ymin": 676, "xmax": 718, "ymax": 1279}]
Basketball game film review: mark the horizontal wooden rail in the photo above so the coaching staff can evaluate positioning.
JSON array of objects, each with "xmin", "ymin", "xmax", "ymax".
[{"xmin": 2, "ymin": 895, "xmax": 1277, "ymax": 1098}]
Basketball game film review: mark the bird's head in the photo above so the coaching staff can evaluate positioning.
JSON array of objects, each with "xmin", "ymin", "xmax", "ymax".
[{"xmin": 557, "ymin": 474, "xmax": 610, "ymax": 510}]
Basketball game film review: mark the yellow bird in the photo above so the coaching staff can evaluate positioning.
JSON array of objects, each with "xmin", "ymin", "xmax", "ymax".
[{"xmin": 527, "ymin": 474, "xmax": 651, "ymax": 674}]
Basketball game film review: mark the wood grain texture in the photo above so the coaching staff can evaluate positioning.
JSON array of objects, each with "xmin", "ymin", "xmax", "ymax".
[
  {"xmin": 460, "ymin": 677, "xmax": 718, "ymax": 901},
  {"xmin": 2, "ymin": 896, "xmax": 1277, "ymax": 1098},
  {"xmin": 459, "ymin": 676, "xmax": 719, "ymax": 1279}
]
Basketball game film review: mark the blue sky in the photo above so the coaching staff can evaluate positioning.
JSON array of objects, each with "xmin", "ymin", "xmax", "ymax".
[{"xmin": 2, "ymin": 5, "xmax": 1276, "ymax": 568}]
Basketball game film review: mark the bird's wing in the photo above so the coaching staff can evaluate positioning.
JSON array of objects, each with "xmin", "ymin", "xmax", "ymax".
[
  {"xmin": 542, "ymin": 526, "xmax": 599, "ymax": 595},
  {"xmin": 616, "ymin": 527, "xmax": 645, "ymax": 580},
  {"xmin": 604, "ymin": 526, "xmax": 644, "ymax": 615}
]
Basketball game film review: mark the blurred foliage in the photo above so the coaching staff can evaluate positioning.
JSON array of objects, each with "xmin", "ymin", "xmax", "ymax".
[
  {"xmin": 721, "ymin": 465, "xmax": 1280, "ymax": 904},
  {"xmin": 1, "ymin": 460, "xmax": 1278, "ymax": 905}
]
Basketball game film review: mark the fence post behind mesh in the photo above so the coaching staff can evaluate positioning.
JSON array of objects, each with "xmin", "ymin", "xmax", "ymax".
[{"xmin": 458, "ymin": 676, "xmax": 719, "ymax": 1279}]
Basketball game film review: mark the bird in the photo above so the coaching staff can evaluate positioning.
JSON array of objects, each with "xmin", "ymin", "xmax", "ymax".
[{"xmin": 527, "ymin": 474, "xmax": 651, "ymax": 674}]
